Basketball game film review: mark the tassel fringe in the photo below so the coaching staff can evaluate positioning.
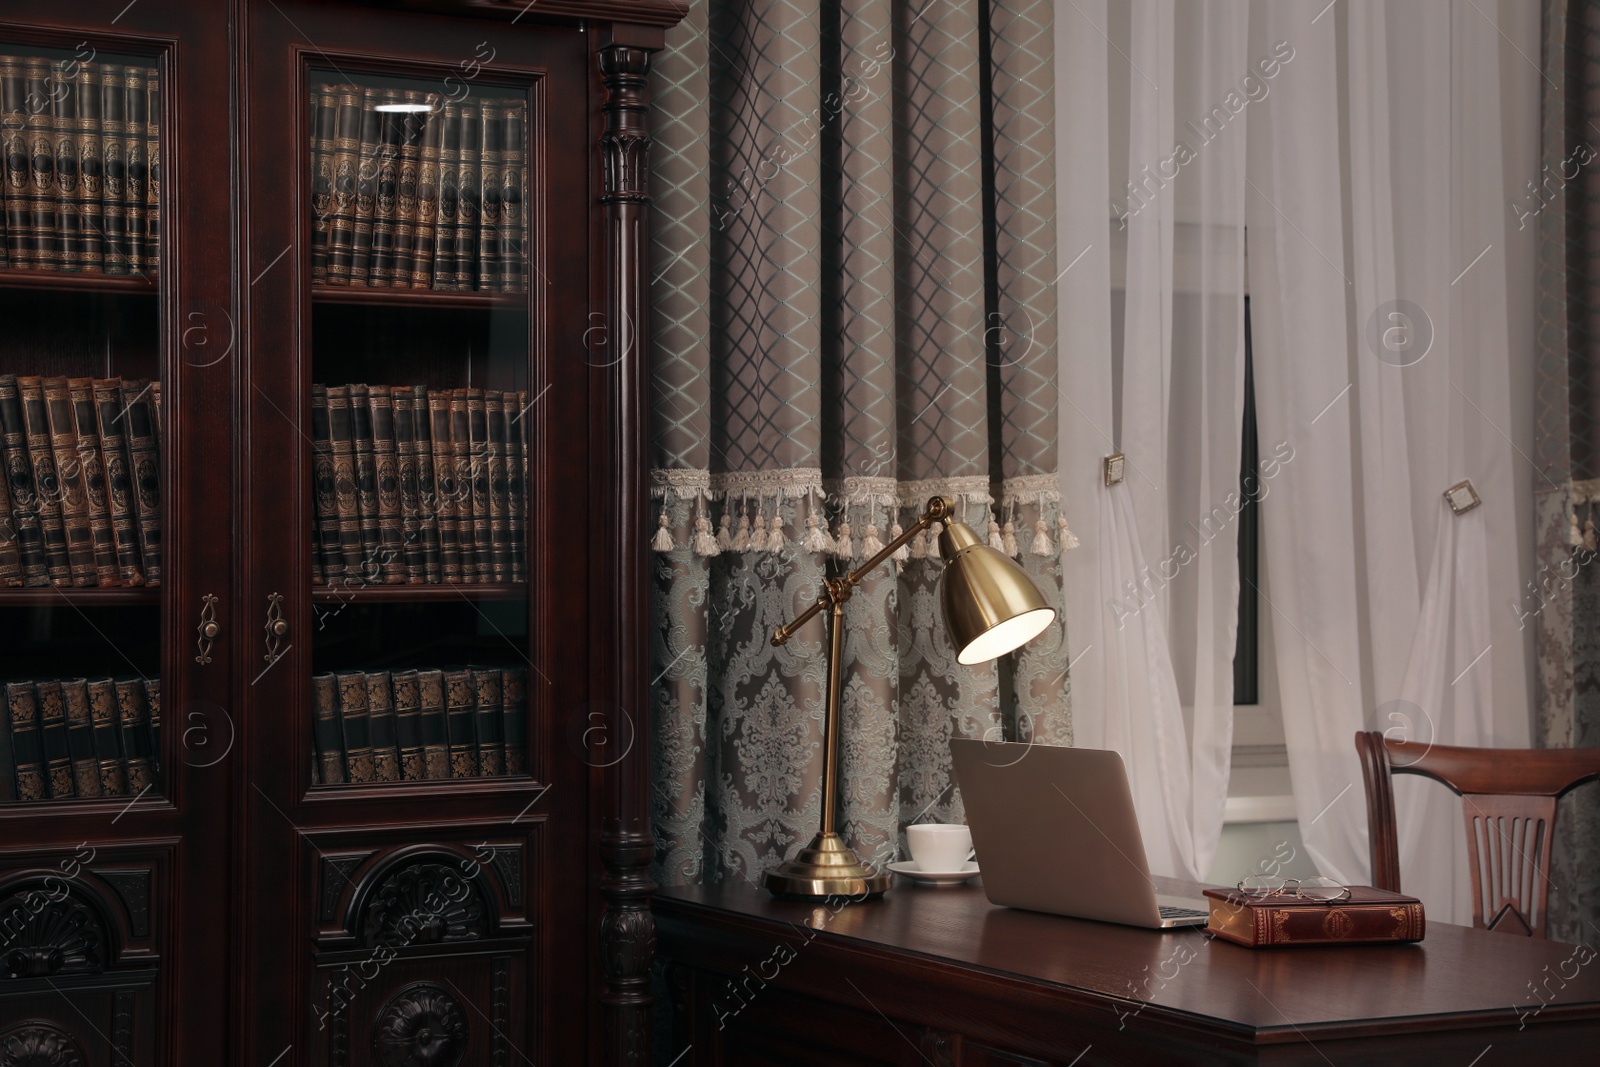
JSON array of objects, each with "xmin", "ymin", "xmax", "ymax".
[
  {"xmin": 987, "ymin": 519, "xmax": 1005, "ymax": 551},
  {"xmin": 1002, "ymin": 520, "xmax": 1019, "ymax": 558},
  {"xmin": 1030, "ymin": 518, "xmax": 1053, "ymax": 556},
  {"xmin": 804, "ymin": 513, "xmax": 829, "ymax": 553},
  {"xmin": 836, "ymin": 520, "xmax": 855, "ymax": 559},
  {"xmin": 652, "ymin": 507, "xmax": 675, "ymax": 552},
  {"xmin": 890, "ymin": 522, "xmax": 910, "ymax": 561},
  {"xmin": 861, "ymin": 523, "xmax": 884, "ymax": 558},
  {"xmin": 1057, "ymin": 517, "xmax": 1080, "ymax": 552},
  {"xmin": 693, "ymin": 515, "xmax": 720, "ymax": 556}
]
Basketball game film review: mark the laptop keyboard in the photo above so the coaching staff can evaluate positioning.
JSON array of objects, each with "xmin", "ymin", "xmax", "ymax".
[{"xmin": 1158, "ymin": 905, "xmax": 1208, "ymax": 920}]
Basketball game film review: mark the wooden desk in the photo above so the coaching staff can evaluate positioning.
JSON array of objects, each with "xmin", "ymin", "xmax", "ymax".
[{"xmin": 655, "ymin": 877, "xmax": 1600, "ymax": 1066}]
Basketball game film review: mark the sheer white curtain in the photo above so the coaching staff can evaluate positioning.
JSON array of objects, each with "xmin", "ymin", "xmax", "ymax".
[
  {"xmin": 1056, "ymin": 0, "xmax": 1248, "ymax": 881},
  {"xmin": 1245, "ymin": 0, "xmax": 1532, "ymax": 924}
]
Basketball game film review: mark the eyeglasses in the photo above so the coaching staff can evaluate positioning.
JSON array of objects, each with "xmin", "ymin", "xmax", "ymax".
[{"xmin": 1236, "ymin": 875, "xmax": 1351, "ymax": 903}]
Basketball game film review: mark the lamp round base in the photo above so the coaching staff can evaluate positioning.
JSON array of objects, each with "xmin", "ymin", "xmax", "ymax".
[{"xmin": 762, "ymin": 832, "xmax": 891, "ymax": 900}]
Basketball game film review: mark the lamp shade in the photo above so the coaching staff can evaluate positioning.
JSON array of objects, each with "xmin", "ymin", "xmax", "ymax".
[{"xmin": 937, "ymin": 520, "xmax": 1057, "ymax": 665}]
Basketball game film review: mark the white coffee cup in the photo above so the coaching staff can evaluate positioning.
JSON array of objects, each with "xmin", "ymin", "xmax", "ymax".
[{"xmin": 906, "ymin": 823, "xmax": 973, "ymax": 872}]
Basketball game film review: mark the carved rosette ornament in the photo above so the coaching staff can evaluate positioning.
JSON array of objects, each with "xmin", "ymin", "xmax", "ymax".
[
  {"xmin": 0, "ymin": 1024, "xmax": 85, "ymax": 1067},
  {"xmin": 0, "ymin": 893, "xmax": 104, "ymax": 979},
  {"xmin": 372, "ymin": 983, "xmax": 468, "ymax": 1067},
  {"xmin": 360, "ymin": 861, "xmax": 489, "ymax": 948}
]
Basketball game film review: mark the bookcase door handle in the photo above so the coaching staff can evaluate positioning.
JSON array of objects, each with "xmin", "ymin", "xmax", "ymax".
[
  {"xmin": 263, "ymin": 592, "xmax": 288, "ymax": 663},
  {"xmin": 195, "ymin": 594, "xmax": 221, "ymax": 664}
]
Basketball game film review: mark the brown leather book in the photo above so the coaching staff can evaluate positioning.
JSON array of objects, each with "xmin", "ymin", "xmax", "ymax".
[
  {"xmin": 49, "ymin": 60, "xmax": 82, "ymax": 273},
  {"xmin": 470, "ymin": 665, "xmax": 504, "ymax": 776},
  {"xmin": 122, "ymin": 65, "xmax": 147, "ymax": 276},
  {"xmin": 119, "ymin": 378, "xmax": 161, "ymax": 584},
  {"xmin": 391, "ymin": 669, "xmax": 426, "ymax": 782},
  {"xmin": 37, "ymin": 680, "xmax": 75, "ymax": 799},
  {"xmin": 411, "ymin": 93, "xmax": 443, "ymax": 288},
  {"xmin": 325, "ymin": 84, "xmax": 362, "ymax": 285},
  {"xmin": 503, "ymin": 391, "xmax": 526, "ymax": 583},
  {"xmin": 335, "ymin": 670, "xmax": 374, "ymax": 784},
  {"xmin": 369, "ymin": 89, "xmax": 403, "ymax": 286},
  {"xmin": 98, "ymin": 62, "xmax": 129, "ymax": 275},
  {"xmin": 391, "ymin": 90, "xmax": 425, "ymax": 288},
  {"xmin": 484, "ymin": 389, "xmax": 510, "ymax": 582},
  {"xmin": 43, "ymin": 376, "xmax": 96, "ymax": 586},
  {"xmin": 92, "ymin": 377, "xmax": 143, "ymax": 584},
  {"xmin": 1203, "ymin": 886, "xmax": 1426, "ymax": 948},
  {"xmin": 349, "ymin": 383, "xmax": 381, "ymax": 579},
  {"xmin": 432, "ymin": 103, "xmax": 461, "ymax": 290},
  {"xmin": 448, "ymin": 390, "xmax": 476, "ymax": 581},
  {"xmin": 87, "ymin": 677, "xmax": 127, "ymax": 797},
  {"xmin": 325, "ymin": 385, "xmax": 363, "ymax": 578},
  {"xmin": 69, "ymin": 378, "xmax": 119, "ymax": 585},
  {"xmin": 309, "ymin": 384, "xmax": 339, "ymax": 581},
  {"xmin": 392, "ymin": 386, "xmax": 425, "ymax": 583},
  {"xmin": 350, "ymin": 87, "xmax": 381, "ymax": 286},
  {"xmin": 62, "ymin": 678, "xmax": 101, "ymax": 798},
  {"xmin": 501, "ymin": 667, "xmax": 527, "ymax": 775},
  {"xmin": 499, "ymin": 100, "xmax": 526, "ymax": 292},
  {"xmin": 309, "ymin": 84, "xmax": 337, "ymax": 283},
  {"xmin": 452, "ymin": 103, "xmax": 481, "ymax": 289},
  {"xmin": 428, "ymin": 390, "xmax": 460, "ymax": 581},
  {"xmin": 23, "ymin": 58, "xmax": 58, "ymax": 270},
  {"xmin": 365, "ymin": 671, "xmax": 401, "ymax": 783},
  {"xmin": 6, "ymin": 681, "xmax": 45, "ymax": 801},
  {"xmin": 0, "ymin": 374, "xmax": 44, "ymax": 585},
  {"xmin": 145, "ymin": 71, "xmax": 159, "ymax": 273},
  {"xmin": 73, "ymin": 62, "xmax": 103, "ymax": 271},
  {"xmin": 417, "ymin": 668, "xmax": 450, "ymax": 780},
  {"xmin": 18, "ymin": 375, "xmax": 71, "ymax": 585},
  {"xmin": 367, "ymin": 385, "xmax": 405, "ymax": 582},
  {"xmin": 476, "ymin": 100, "xmax": 503, "ymax": 292},
  {"xmin": 444, "ymin": 667, "xmax": 478, "ymax": 777},
  {"xmin": 412, "ymin": 384, "xmax": 442, "ymax": 583},
  {"xmin": 311, "ymin": 672, "xmax": 344, "ymax": 785},
  {"xmin": 114, "ymin": 677, "xmax": 156, "ymax": 794},
  {"xmin": 1, "ymin": 57, "xmax": 29, "ymax": 267},
  {"xmin": 466, "ymin": 388, "xmax": 492, "ymax": 582}
]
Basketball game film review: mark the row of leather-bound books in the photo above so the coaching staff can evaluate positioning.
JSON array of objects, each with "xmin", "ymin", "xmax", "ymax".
[
  {"xmin": 310, "ymin": 84, "xmax": 527, "ymax": 293},
  {"xmin": 1, "ymin": 55, "xmax": 160, "ymax": 275},
  {"xmin": 312, "ymin": 667, "xmax": 527, "ymax": 785},
  {"xmin": 0, "ymin": 677, "xmax": 160, "ymax": 802},
  {"xmin": 0, "ymin": 374, "xmax": 162, "ymax": 588},
  {"xmin": 311, "ymin": 383, "xmax": 527, "ymax": 586}
]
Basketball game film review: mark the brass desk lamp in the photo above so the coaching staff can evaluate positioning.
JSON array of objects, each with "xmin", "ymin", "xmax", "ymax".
[{"xmin": 762, "ymin": 495, "xmax": 1057, "ymax": 900}]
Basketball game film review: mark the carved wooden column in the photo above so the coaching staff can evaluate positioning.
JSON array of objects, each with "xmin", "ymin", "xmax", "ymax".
[{"xmin": 595, "ymin": 35, "xmax": 659, "ymax": 1067}]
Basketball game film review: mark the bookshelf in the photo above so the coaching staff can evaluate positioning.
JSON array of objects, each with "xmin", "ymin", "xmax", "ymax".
[{"xmin": 0, "ymin": 0, "xmax": 679, "ymax": 1061}]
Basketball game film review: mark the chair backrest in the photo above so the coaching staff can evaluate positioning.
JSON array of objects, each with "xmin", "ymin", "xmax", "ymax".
[{"xmin": 1354, "ymin": 731, "xmax": 1600, "ymax": 939}]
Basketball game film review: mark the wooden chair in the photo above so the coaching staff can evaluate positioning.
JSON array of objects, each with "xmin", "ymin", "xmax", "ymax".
[{"xmin": 1354, "ymin": 731, "xmax": 1600, "ymax": 938}]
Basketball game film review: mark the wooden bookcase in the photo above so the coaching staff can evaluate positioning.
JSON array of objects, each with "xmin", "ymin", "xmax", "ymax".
[{"xmin": 0, "ymin": 1, "xmax": 682, "ymax": 1063}]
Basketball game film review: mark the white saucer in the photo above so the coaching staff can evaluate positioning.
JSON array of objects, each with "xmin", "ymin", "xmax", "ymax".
[{"xmin": 888, "ymin": 860, "xmax": 980, "ymax": 887}]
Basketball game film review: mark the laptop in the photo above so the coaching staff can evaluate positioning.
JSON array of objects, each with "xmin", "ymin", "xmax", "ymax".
[{"xmin": 949, "ymin": 739, "xmax": 1209, "ymax": 929}]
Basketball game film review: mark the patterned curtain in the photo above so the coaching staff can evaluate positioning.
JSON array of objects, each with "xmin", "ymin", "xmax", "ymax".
[
  {"xmin": 1536, "ymin": 0, "xmax": 1600, "ymax": 945},
  {"xmin": 646, "ymin": 0, "xmax": 1070, "ymax": 889}
]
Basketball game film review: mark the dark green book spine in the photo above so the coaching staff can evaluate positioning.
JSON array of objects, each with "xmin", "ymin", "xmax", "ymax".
[
  {"xmin": 87, "ymin": 677, "xmax": 126, "ymax": 796},
  {"xmin": 470, "ymin": 666, "xmax": 504, "ymax": 776},
  {"xmin": 412, "ymin": 385, "xmax": 442, "ymax": 583},
  {"xmin": 429, "ymin": 392, "xmax": 460, "ymax": 582},
  {"xmin": 391, "ymin": 90, "xmax": 425, "ymax": 288},
  {"xmin": 411, "ymin": 94, "xmax": 442, "ymax": 288},
  {"xmin": 49, "ymin": 60, "xmax": 81, "ymax": 273},
  {"xmin": 309, "ymin": 85, "xmax": 337, "ymax": 283},
  {"xmin": 325, "ymin": 84, "xmax": 362, "ymax": 284},
  {"xmin": 62, "ymin": 679, "xmax": 101, "ymax": 798},
  {"xmin": 417, "ymin": 668, "xmax": 449, "ymax": 780},
  {"xmin": 350, "ymin": 87, "xmax": 381, "ymax": 285},
  {"xmin": 432, "ymin": 104, "xmax": 461, "ymax": 290},
  {"xmin": 311, "ymin": 672, "xmax": 344, "ymax": 785},
  {"xmin": 392, "ymin": 386, "xmax": 426, "ymax": 583},
  {"xmin": 19, "ymin": 375, "xmax": 70, "ymax": 585},
  {"xmin": 24, "ymin": 58, "xmax": 58, "ymax": 270},
  {"xmin": 336, "ymin": 670, "xmax": 373, "ymax": 784},
  {"xmin": 310, "ymin": 384, "xmax": 341, "ymax": 581},
  {"xmin": 504, "ymin": 391, "xmax": 526, "ymax": 583},
  {"xmin": 444, "ymin": 668, "xmax": 478, "ymax": 778},
  {"xmin": 143, "ymin": 676, "xmax": 160, "ymax": 772},
  {"xmin": 365, "ymin": 671, "xmax": 400, "ymax": 783},
  {"xmin": 368, "ymin": 385, "xmax": 405, "ymax": 583},
  {"xmin": 98, "ymin": 64, "xmax": 128, "ymax": 275},
  {"xmin": 122, "ymin": 66, "xmax": 147, "ymax": 276},
  {"xmin": 466, "ymin": 388, "xmax": 492, "ymax": 582},
  {"xmin": 74, "ymin": 62, "xmax": 102, "ymax": 270},
  {"xmin": 37, "ymin": 680, "xmax": 75, "ymax": 799},
  {"xmin": 501, "ymin": 667, "xmax": 527, "ymax": 776},
  {"xmin": 70, "ymin": 378, "xmax": 118, "ymax": 586},
  {"xmin": 6, "ymin": 682, "xmax": 45, "ymax": 801},
  {"xmin": 449, "ymin": 391, "xmax": 475, "ymax": 581},
  {"xmin": 44, "ymin": 375, "xmax": 95, "ymax": 586},
  {"xmin": 349, "ymin": 384, "xmax": 381, "ymax": 579},
  {"xmin": 1, "ymin": 57, "xmax": 29, "ymax": 267},
  {"xmin": 485, "ymin": 390, "xmax": 509, "ymax": 583},
  {"xmin": 93, "ymin": 377, "xmax": 142, "ymax": 584},
  {"xmin": 326, "ymin": 385, "xmax": 363, "ymax": 577},
  {"xmin": 119, "ymin": 378, "xmax": 161, "ymax": 584},
  {"xmin": 453, "ymin": 103, "xmax": 481, "ymax": 289},
  {"xmin": 0, "ymin": 374, "xmax": 47, "ymax": 585},
  {"xmin": 476, "ymin": 100, "xmax": 502, "ymax": 292},
  {"xmin": 391, "ymin": 669, "xmax": 425, "ymax": 782},
  {"xmin": 0, "ymin": 442, "xmax": 18, "ymax": 585},
  {"xmin": 144, "ymin": 72, "xmax": 159, "ymax": 272},
  {"xmin": 115, "ymin": 677, "xmax": 155, "ymax": 793},
  {"xmin": 500, "ymin": 100, "xmax": 526, "ymax": 292},
  {"xmin": 369, "ymin": 89, "xmax": 402, "ymax": 286}
]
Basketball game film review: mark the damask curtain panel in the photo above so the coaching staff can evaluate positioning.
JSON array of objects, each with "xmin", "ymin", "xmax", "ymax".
[
  {"xmin": 1535, "ymin": 0, "xmax": 1600, "ymax": 945},
  {"xmin": 647, "ymin": 0, "xmax": 1071, "ymax": 888}
]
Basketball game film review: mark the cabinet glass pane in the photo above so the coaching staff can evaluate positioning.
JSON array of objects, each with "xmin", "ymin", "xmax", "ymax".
[
  {"xmin": 0, "ymin": 45, "xmax": 165, "ymax": 806},
  {"xmin": 305, "ymin": 68, "xmax": 534, "ymax": 792}
]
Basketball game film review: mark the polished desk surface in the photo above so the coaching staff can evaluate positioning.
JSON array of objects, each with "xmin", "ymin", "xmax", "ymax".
[{"xmin": 657, "ymin": 875, "xmax": 1600, "ymax": 1042}]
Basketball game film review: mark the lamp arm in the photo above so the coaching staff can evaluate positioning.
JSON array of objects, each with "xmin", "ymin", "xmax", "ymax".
[{"xmin": 771, "ymin": 496, "xmax": 953, "ymax": 646}]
